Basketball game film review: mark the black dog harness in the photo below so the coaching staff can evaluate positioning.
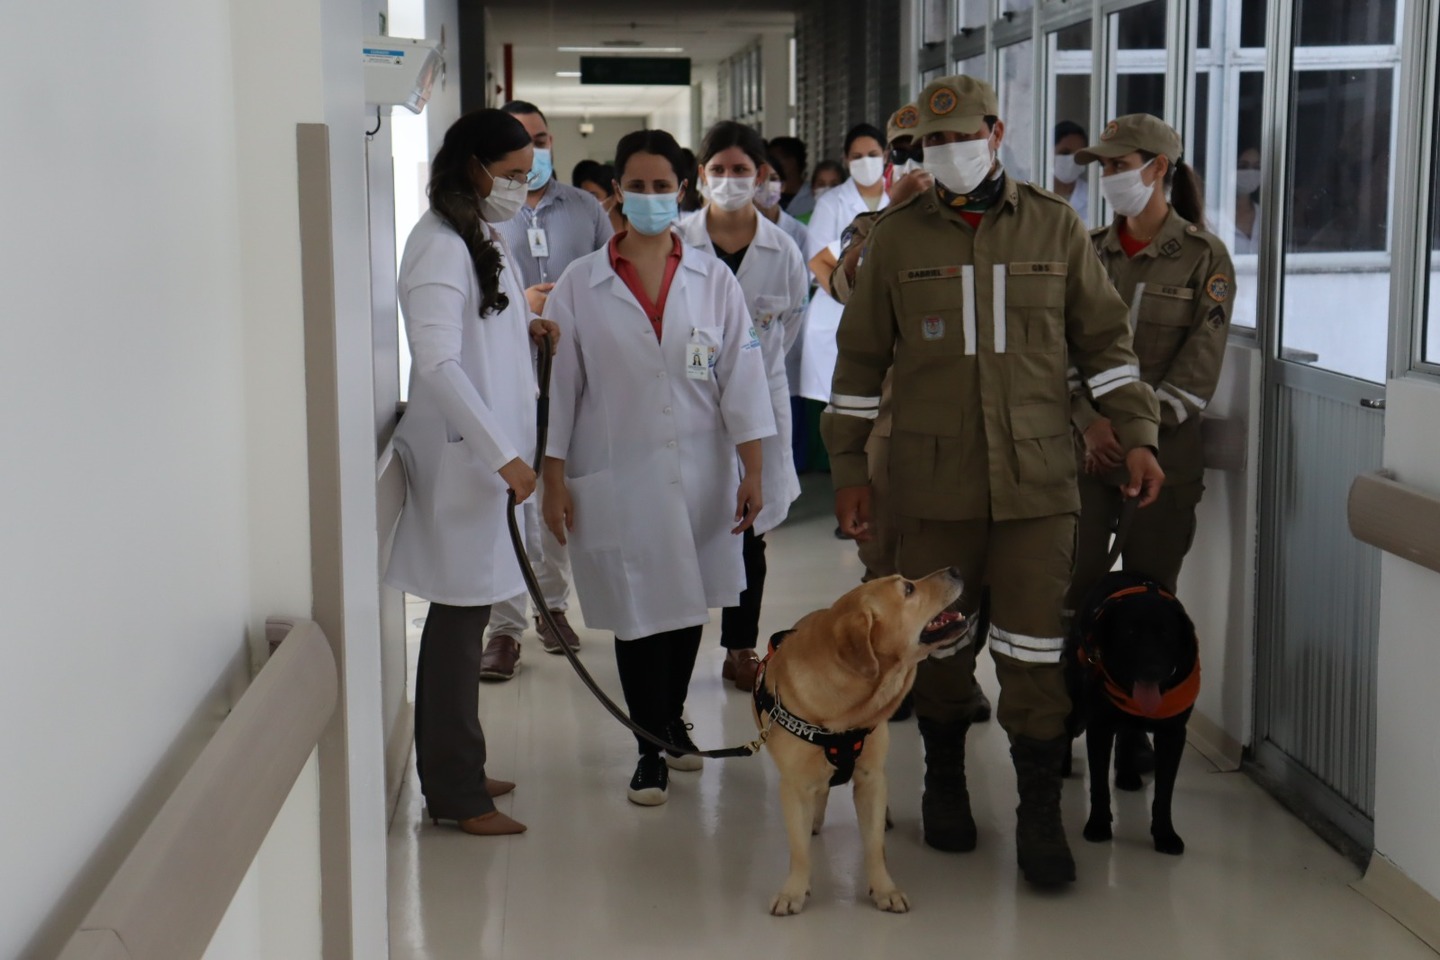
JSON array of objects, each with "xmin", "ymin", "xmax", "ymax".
[{"xmin": 753, "ymin": 631, "xmax": 874, "ymax": 787}]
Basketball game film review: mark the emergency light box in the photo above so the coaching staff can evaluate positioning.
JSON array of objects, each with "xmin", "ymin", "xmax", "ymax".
[{"xmin": 364, "ymin": 36, "xmax": 444, "ymax": 114}]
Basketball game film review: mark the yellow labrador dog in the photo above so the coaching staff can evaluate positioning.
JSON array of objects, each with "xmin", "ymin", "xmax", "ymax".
[{"xmin": 754, "ymin": 567, "xmax": 967, "ymax": 916}]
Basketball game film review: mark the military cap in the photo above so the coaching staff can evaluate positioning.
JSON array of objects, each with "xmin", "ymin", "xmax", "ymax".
[
  {"xmin": 1076, "ymin": 114, "xmax": 1184, "ymax": 165},
  {"xmin": 910, "ymin": 75, "xmax": 1000, "ymax": 140},
  {"xmin": 888, "ymin": 102, "xmax": 920, "ymax": 145}
]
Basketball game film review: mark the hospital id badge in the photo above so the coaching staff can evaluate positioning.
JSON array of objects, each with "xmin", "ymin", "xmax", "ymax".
[
  {"xmin": 686, "ymin": 341, "xmax": 714, "ymax": 380},
  {"xmin": 527, "ymin": 227, "xmax": 549, "ymax": 258}
]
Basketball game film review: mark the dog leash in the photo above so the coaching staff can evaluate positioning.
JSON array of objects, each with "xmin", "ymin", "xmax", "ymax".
[
  {"xmin": 1105, "ymin": 492, "xmax": 1142, "ymax": 571},
  {"xmin": 504, "ymin": 335, "xmax": 764, "ymax": 761}
]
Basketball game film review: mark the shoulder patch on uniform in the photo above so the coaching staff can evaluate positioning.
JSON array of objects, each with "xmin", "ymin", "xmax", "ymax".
[
  {"xmin": 901, "ymin": 265, "xmax": 965, "ymax": 283},
  {"xmin": 1207, "ymin": 305, "xmax": 1227, "ymax": 329},
  {"xmin": 1159, "ymin": 238, "xmax": 1182, "ymax": 258},
  {"xmin": 1205, "ymin": 273, "xmax": 1231, "ymax": 303}
]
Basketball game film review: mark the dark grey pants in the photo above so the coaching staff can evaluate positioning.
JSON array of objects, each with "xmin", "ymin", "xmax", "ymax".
[{"xmin": 415, "ymin": 602, "xmax": 495, "ymax": 820}]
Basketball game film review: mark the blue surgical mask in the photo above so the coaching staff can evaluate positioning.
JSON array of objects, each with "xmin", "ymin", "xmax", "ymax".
[
  {"xmin": 622, "ymin": 191, "xmax": 680, "ymax": 236},
  {"xmin": 526, "ymin": 148, "xmax": 554, "ymax": 191}
]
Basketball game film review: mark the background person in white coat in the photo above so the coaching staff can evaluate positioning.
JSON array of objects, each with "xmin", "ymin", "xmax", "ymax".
[
  {"xmin": 799, "ymin": 124, "xmax": 890, "ymax": 407},
  {"xmin": 385, "ymin": 109, "xmax": 559, "ymax": 837},
  {"xmin": 680, "ymin": 120, "xmax": 809, "ymax": 693},
  {"xmin": 540, "ymin": 130, "xmax": 776, "ymax": 807}
]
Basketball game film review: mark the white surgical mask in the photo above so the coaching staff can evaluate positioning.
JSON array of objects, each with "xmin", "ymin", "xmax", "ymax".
[
  {"xmin": 1100, "ymin": 161, "xmax": 1158, "ymax": 217},
  {"xmin": 1053, "ymin": 153, "xmax": 1083, "ymax": 185},
  {"xmin": 708, "ymin": 176, "xmax": 758, "ymax": 212},
  {"xmin": 812, "ymin": 186, "xmax": 832, "ymax": 201},
  {"xmin": 1235, "ymin": 169, "xmax": 1262, "ymax": 196},
  {"xmin": 849, "ymin": 155, "xmax": 886, "ymax": 187},
  {"xmin": 923, "ymin": 138, "xmax": 994, "ymax": 195},
  {"xmin": 479, "ymin": 168, "xmax": 528, "ymax": 222},
  {"xmin": 756, "ymin": 179, "xmax": 783, "ymax": 209}
]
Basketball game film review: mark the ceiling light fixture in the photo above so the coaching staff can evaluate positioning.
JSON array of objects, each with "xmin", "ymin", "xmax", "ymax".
[
  {"xmin": 555, "ymin": 71, "xmax": 581, "ymax": 77},
  {"xmin": 557, "ymin": 46, "xmax": 685, "ymax": 54}
]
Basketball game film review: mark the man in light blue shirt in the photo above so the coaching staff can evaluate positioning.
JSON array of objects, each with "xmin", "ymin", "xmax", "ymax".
[{"xmin": 482, "ymin": 100, "xmax": 614, "ymax": 682}]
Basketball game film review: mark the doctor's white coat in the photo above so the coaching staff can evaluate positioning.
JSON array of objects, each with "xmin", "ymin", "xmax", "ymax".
[
  {"xmin": 385, "ymin": 211, "xmax": 536, "ymax": 607},
  {"xmin": 677, "ymin": 210, "xmax": 807, "ymax": 534},
  {"xmin": 545, "ymin": 240, "xmax": 777, "ymax": 640}
]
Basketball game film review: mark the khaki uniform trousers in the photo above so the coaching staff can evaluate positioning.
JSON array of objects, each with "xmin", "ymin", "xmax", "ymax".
[
  {"xmin": 1067, "ymin": 476, "xmax": 1203, "ymax": 610},
  {"xmin": 897, "ymin": 513, "xmax": 1077, "ymax": 741},
  {"xmin": 858, "ymin": 433, "xmax": 900, "ymax": 580}
]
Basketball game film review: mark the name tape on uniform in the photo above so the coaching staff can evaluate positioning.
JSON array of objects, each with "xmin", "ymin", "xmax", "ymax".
[
  {"xmin": 1147, "ymin": 284, "xmax": 1195, "ymax": 300},
  {"xmin": 1007, "ymin": 262, "xmax": 1068, "ymax": 276}
]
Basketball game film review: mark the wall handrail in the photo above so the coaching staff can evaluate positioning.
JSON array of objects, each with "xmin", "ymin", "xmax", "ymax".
[
  {"xmin": 1348, "ymin": 470, "xmax": 1440, "ymax": 576},
  {"xmin": 55, "ymin": 619, "xmax": 338, "ymax": 960}
]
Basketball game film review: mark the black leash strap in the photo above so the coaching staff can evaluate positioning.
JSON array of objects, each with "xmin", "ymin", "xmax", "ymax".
[
  {"xmin": 1105, "ymin": 492, "xmax": 1142, "ymax": 571},
  {"xmin": 504, "ymin": 336, "xmax": 763, "ymax": 761}
]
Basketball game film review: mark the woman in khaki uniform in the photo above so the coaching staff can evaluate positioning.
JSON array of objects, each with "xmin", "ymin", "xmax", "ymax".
[{"xmin": 1067, "ymin": 114, "xmax": 1234, "ymax": 607}]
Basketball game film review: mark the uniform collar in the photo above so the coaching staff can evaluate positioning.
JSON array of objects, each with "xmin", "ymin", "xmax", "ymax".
[
  {"xmin": 927, "ymin": 172, "xmax": 1021, "ymax": 227},
  {"xmin": 1101, "ymin": 207, "xmax": 1191, "ymax": 258}
]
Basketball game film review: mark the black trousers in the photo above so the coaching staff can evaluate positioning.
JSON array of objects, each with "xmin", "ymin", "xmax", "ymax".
[
  {"xmin": 613, "ymin": 625, "xmax": 704, "ymax": 756},
  {"xmin": 720, "ymin": 528, "xmax": 767, "ymax": 650},
  {"xmin": 414, "ymin": 602, "xmax": 495, "ymax": 819}
]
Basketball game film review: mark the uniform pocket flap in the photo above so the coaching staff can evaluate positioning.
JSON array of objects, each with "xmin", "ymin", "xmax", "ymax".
[{"xmin": 1010, "ymin": 402, "xmax": 1069, "ymax": 440}]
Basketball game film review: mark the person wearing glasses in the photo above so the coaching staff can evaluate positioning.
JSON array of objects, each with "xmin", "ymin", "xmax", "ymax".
[
  {"xmin": 386, "ymin": 109, "xmax": 560, "ymax": 837},
  {"xmin": 541, "ymin": 129, "xmax": 775, "ymax": 806}
]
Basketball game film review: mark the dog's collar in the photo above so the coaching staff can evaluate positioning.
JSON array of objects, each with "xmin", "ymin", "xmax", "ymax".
[
  {"xmin": 1076, "ymin": 583, "xmax": 1201, "ymax": 720},
  {"xmin": 755, "ymin": 630, "xmax": 873, "ymax": 787}
]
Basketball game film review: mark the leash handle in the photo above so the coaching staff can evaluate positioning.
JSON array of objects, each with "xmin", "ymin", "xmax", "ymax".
[{"xmin": 507, "ymin": 335, "xmax": 760, "ymax": 761}]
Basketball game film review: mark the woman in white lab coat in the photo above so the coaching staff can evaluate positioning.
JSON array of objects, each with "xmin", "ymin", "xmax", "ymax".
[
  {"xmin": 677, "ymin": 120, "xmax": 808, "ymax": 693},
  {"xmin": 541, "ymin": 129, "xmax": 776, "ymax": 806},
  {"xmin": 798, "ymin": 123, "xmax": 891, "ymax": 403},
  {"xmin": 386, "ymin": 109, "xmax": 558, "ymax": 837}
]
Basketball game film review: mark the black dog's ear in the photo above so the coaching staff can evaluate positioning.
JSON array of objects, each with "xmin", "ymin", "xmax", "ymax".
[{"xmin": 834, "ymin": 607, "xmax": 881, "ymax": 680}]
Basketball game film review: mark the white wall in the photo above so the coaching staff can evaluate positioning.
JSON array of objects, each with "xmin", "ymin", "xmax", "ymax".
[
  {"xmin": 1372, "ymin": 376, "xmax": 1440, "ymax": 901},
  {"xmin": 547, "ymin": 115, "xmax": 649, "ymax": 170},
  {"xmin": 0, "ymin": 1, "xmax": 253, "ymax": 955},
  {"xmin": 649, "ymin": 88, "xmax": 694, "ymax": 148}
]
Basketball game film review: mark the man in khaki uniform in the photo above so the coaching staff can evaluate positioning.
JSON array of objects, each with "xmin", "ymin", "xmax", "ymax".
[
  {"xmin": 822, "ymin": 76, "xmax": 1164, "ymax": 886},
  {"xmin": 1067, "ymin": 115, "xmax": 1235, "ymax": 604}
]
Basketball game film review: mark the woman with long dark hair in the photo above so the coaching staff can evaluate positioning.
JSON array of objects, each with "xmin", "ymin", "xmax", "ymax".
[
  {"xmin": 385, "ymin": 108, "xmax": 559, "ymax": 836},
  {"xmin": 540, "ymin": 129, "xmax": 775, "ymax": 806}
]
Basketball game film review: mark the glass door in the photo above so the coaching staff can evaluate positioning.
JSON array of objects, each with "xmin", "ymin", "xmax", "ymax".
[{"xmin": 1045, "ymin": 20, "xmax": 1095, "ymax": 225}]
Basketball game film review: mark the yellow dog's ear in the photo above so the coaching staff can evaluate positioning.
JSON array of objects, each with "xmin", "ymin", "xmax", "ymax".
[{"xmin": 834, "ymin": 606, "xmax": 880, "ymax": 680}]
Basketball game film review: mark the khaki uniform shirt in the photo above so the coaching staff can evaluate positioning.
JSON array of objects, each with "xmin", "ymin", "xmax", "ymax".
[
  {"xmin": 1072, "ymin": 211, "xmax": 1234, "ymax": 486},
  {"xmin": 822, "ymin": 177, "xmax": 1160, "ymax": 522}
]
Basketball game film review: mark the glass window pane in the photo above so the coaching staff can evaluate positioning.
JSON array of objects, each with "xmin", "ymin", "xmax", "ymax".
[
  {"xmin": 922, "ymin": 64, "xmax": 947, "ymax": 86},
  {"xmin": 1004, "ymin": 0, "xmax": 1035, "ymax": 13},
  {"xmin": 960, "ymin": 0, "xmax": 989, "ymax": 31},
  {"xmin": 922, "ymin": 0, "xmax": 950, "ymax": 47},
  {"xmin": 1297, "ymin": 0, "xmax": 1396, "ymax": 47},
  {"xmin": 1197, "ymin": 71, "xmax": 1265, "ymax": 329},
  {"xmin": 956, "ymin": 54, "xmax": 986, "ymax": 79},
  {"xmin": 998, "ymin": 40, "xmax": 1035, "ymax": 184},
  {"xmin": 1111, "ymin": 1, "xmax": 1166, "ymax": 118},
  {"xmin": 1281, "ymin": 68, "xmax": 1394, "ymax": 382},
  {"xmin": 1047, "ymin": 22, "xmax": 1092, "ymax": 225},
  {"xmin": 1426, "ymin": 82, "xmax": 1440, "ymax": 365},
  {"xmin": 1240, "ymin": 0, "xmax": 1267, "ymax": 47}
]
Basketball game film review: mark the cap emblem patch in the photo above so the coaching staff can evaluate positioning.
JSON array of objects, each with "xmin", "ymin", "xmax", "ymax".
[
  {"xmin": 1101, "ymin": 120, "xmax": 1120, "ymax": 140},
  {"xmin": 929, "ymin": 87, "xmax": 958, "ymax": 116}
]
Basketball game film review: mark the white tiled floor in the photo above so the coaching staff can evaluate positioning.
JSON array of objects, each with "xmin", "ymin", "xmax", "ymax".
[{"xmin": 388, "ymin": 478, "xmax": 1435, "ymax": 960}]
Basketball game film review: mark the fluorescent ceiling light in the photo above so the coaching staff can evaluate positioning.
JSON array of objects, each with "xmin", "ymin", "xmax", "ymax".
[
  {"xmin": 555, "ymin": 71, "xmax": 581, "ymax": 77},
  {"xmin": 557, "ymin": 46, "xmax": 685, "ymax": 54}
]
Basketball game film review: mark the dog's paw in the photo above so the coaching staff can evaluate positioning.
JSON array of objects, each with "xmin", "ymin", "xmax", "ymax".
[
  {"xmin": 770, "ymin": 889, "xmax": 809, "ymax": 916},
  {"xmin": 1083, "ymin": 818, "xmax": 1113, "ymax": 843},
  {"xmin": 870, "ymin": 887, "xmax": 911, "ymax": 913},
  {"xmin": 1152, "ymin": 829, "xmax": 1185, "ymax": 855},
  {"xmin": 1114, "ymin": 771, "xmax": 1144, "ymax": 792}
]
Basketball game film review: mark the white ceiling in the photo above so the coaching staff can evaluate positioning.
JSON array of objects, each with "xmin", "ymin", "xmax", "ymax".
[{"xmin": 485, "ymin": 1, "xmax": 796, "ymax": 116}]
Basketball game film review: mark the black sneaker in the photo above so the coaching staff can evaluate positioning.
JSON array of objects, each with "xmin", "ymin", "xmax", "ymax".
[
  {"xmin": 627, "ymin": 753, "xmax": 670, "ymax": 806},
  {"xmin": 663, "ymin": 718, "xmax": 704, "ymax": 771}
]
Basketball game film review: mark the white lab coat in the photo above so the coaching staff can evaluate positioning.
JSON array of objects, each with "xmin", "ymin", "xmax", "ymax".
[
  {"xmin": 386, "ymin": 211, "xmax": 537, "ymax": 607},
  {"xmin": 799, "ymin": 177, "xmax": 889, "ymax": 401},
  {"xmin": 545, "ymin": 238, "xmax": 777, "ymax": 640},
  {"xmin": 677, "ymin": 210, "xmax": 807, "ymax": 534}
]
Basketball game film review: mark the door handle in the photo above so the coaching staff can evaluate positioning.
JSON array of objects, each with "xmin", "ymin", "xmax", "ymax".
[{"xmin": 1360, "ymin": 398, "xmax": 1386, "ymax": 410}]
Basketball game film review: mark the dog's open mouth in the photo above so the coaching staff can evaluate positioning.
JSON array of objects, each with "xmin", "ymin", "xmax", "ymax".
[{"xmin": 920, "ymin": 610, "xmax": 968, "ymax": 647}]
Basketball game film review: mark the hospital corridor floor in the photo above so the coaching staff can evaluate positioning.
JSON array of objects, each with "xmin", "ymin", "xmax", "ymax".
[{"xmin": 386, "ymin": 479, "xmax": 1435, "ymax": 960}]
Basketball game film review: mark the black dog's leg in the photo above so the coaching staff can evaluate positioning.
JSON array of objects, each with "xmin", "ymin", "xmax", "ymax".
[
  {"xmin": 1062, "ymin": 736, "xmax": 1075, "ymax": 778},
  {"xmin": 1114, "ymin": 721, "xmax": 1146, "ymax": 792},
  {"xmin": 1083, "ymin": 711, "xmax": 1116, "ymax": 843},
  {"xmin": 1150, "ymin": 720, "xmax": 1187, "ymax": 855}
]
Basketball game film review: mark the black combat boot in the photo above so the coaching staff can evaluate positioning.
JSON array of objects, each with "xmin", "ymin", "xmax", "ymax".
[
  {"xmin": 917, "ymin": 718, "xmax": 977, "ymax": 852},
  {"xmin": 1010, "ymin": 736, "xmax": 1076, "ymax": 885}
]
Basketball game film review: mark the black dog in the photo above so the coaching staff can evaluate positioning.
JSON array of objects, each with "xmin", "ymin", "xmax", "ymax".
[{"xmin": 1064, "ymin": 571, "xmax": 1200, "ymax": 855}]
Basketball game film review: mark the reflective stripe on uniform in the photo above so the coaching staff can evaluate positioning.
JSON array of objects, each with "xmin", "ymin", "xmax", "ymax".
[
  {"xmin": 1156, "ymin": 387, "xmax": 1189, "ymax": 424},
  {"xmin": 1088, "ymin": 364, "xmax": 1141, "ymax": 398},
  {"xmin": 1129, "ymin": 282, "xmax": 1146, "ymax": 330},
  {"xmin": 1066, "ymin": 365, "xmax": 1081, "ymax": 391},
  {"xmin": 989, "ymin": 626, "xmax": 1066, "ymax": 664},
  {"xmin": 993, "ymin": 264, "xmax": 1008, "ymax": 354},
  {"xmin": 962, "ymin": 265, "xmax": 977, "ymax": 355},
  {"xmin": 826, "ymin": 393, "xmax": 882, "ymax": 419},
  {"xmin": 1162, "ymin": 381, "xmax": 1208, "ymax": 411}
]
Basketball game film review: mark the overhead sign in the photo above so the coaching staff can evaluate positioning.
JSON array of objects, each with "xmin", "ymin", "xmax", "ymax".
[{"xmin": 580, "ymin": 56, "xmax": 692, "ymax": 86}]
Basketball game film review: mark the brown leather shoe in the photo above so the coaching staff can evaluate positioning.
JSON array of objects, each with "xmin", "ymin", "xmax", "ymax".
[
  {"xmin": 455, "ymin": 811, "xmax": 527, "ymax": 836},
  {"xmin": 535, "ymin": 610, "xmax": 581, "ymax": 655},
  {"xmin": 485, "ymin": 778, "xmax": 516, "ymax": 798},
  {"xmin": 722, "ymin": 649, "xmax": 762, "ymax": 692},
  {"xmin": 479, "ymin": 634, "xmax": 521, "ymax": 681}
]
